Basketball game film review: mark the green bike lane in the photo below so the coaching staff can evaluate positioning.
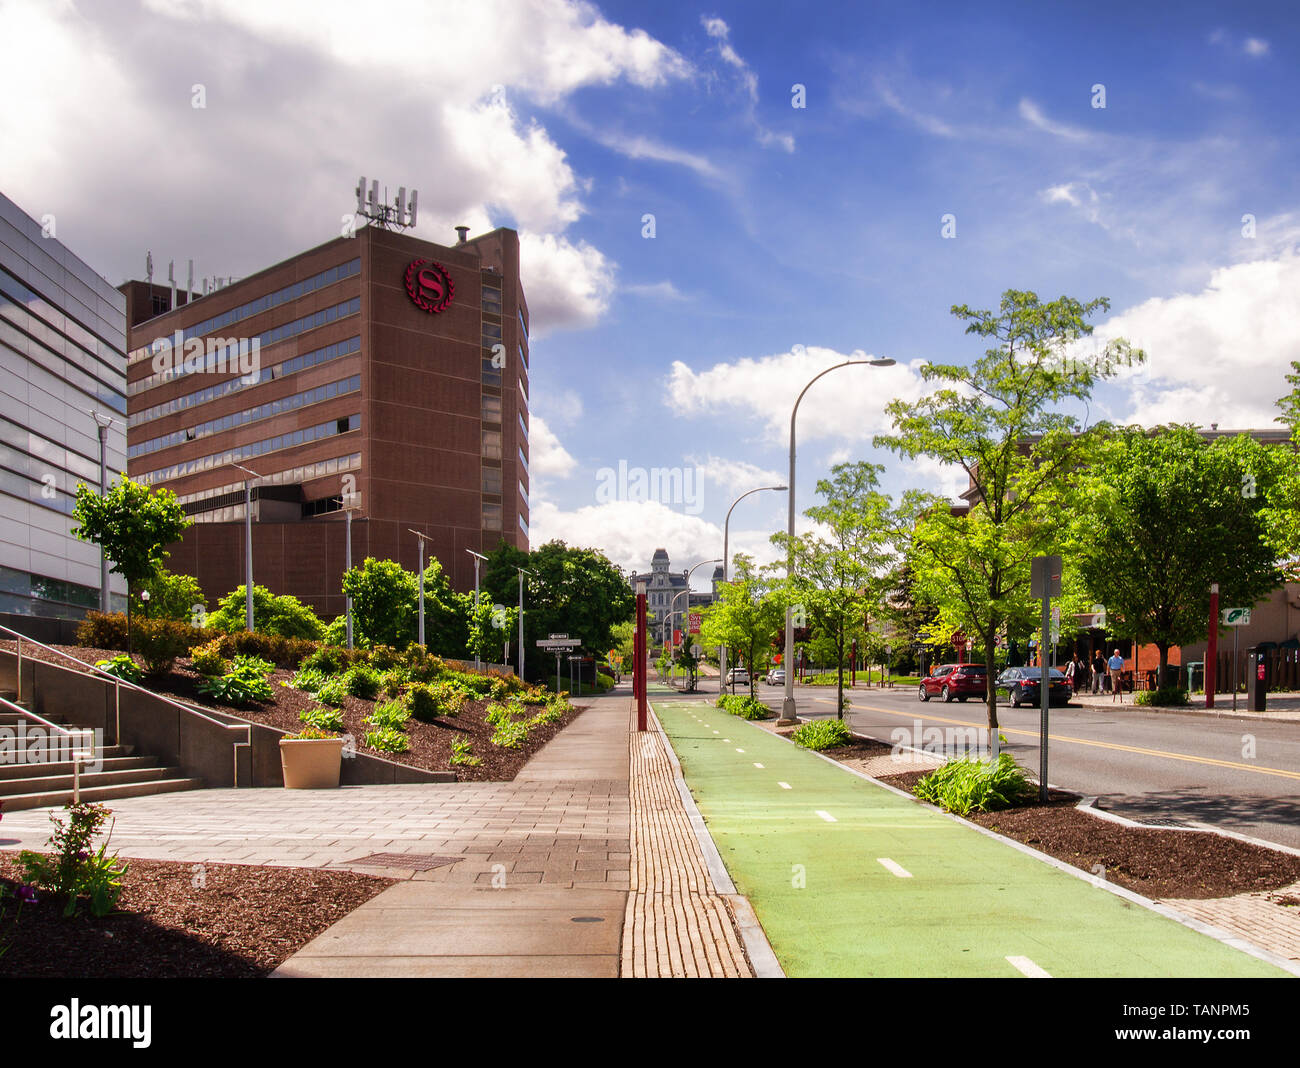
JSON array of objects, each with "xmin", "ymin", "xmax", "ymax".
[{"xmin": 653, "ymin": 698, "xmax": 1289, "ymax": 978}]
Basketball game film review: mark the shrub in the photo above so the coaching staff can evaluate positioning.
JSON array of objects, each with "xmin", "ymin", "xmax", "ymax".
[
  {"xmin": 342, "ymin": 664, "xmax": 382, "ymax": 700},
  {"xmin": 217, "ymin": 630, "xmax": 318, "ymax": 669},
  {"xmin": 76, "ymin": 611, "xmax": 129, "ymax": 650},
  {"xmin": 519, "ymin": 687, "xmax": 549, "ymax": 706},
  {"xmin": 407, "ymin": 681, "xmax": 465, "ymax": 722},
  {"xmin": 791, "ymin": 718, "xmax": 852, "ymax": 751},
  {"xmin": 132, "ymin": 617, "xmax": 195, "ymax": 676},
  {"xmin": 403, "ymin": 650, "xmax": 448, "ymax": 683},
  {"xmin": 196, "ymin": 658, "xmax": 274, "ymax": 705},
  {"xmin": 367, "ymin": 644, "xmax": 403, "ymax": 671},
  {"xmin": 94, "ymin": 653, "xmax": 142, "ymax": 684},
  {"xmin": 189, "ymin": 639, "xmax": 229, "ymax": 677},
  {"xmin": 720, "ymin": 695, "xmax": 770, "ymax": 720},
  {"xmin": 484, "ymin": 701, "xmax": 514, "ymax": 727},
  {"xmin": 290, "ymin": 725, "xmax": 335, "ymax": 740},
  {"xmin": 364, "ymin": 726, "xmax": 409, "ymax": 753},
  {"xmin": 19, "ymin": 802, "xmax": 126, "ymax": 918},
  {"xmin": 378, "ymin": 667, "xmax": 410, "ymax": 699},
  {"xmin": 298, "ymin": 645, "xmax": 358, "ymax": 676},
  {"xmin": 232, "ymin": 653, "xmax": 275, "ymax": 678},
  {"xmin": 367, "ymin": 699, "xmax": 410, "ymax": 732},
  {"xmin": 491, "ymin": 718, "xmax": 530, "ymax": 749},
  {"xmin": 314, "ymin": 675, "xmax": 348, "ymax": 707},
  {"xmin": 449, "ymin": 738, "xmax": 480, "ymax": 766},
  {"xmin": 299, "ymin": 705, "xmax": 344, "ymax": 731},
  {"xmin": 530, "ymin": 704, "xmax": 565, "ymax": 725},
  {"xmin": 207, "ymin": 584, "xmax": 325, "ymax": 640},
  {"xmin": 1134, "ymin": 686, "xmax": 1189, "ymax": 707},
  {"xmin": 289, "ymin": 666, "xmax": 330, "ymax": 693},
  {"xmin": 132, "ymin": 569, "xmax": 205, "ymax": 623},
  {"xmin": 913, "ymin": 754, "xmax": 1035, "ymax": 816}
]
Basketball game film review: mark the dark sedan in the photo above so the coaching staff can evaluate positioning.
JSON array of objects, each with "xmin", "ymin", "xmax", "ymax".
[
  {"xmin": 917, "ymin": 663, "xmax": 987, "ymax": 702},
  {"xmin": 996, "ymin": 667, "xmax": 1072, "ymax": 707}
]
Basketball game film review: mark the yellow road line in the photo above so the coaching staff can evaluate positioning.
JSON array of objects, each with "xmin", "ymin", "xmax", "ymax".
[{"xmin": 839, "ymin": 699, "xmax": 1300, "ymax": 783}]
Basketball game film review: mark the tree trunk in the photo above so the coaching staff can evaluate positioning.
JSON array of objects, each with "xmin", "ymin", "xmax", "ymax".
[
  {"xmin": 126, "ymin": 587, "xmax": 133, "ymax": 655},
  {"xmin": 836, "ymin": 630, "xmax": 845, "ymax": 720},
  {"xmin": 983, "ymin": 630, "xmax": 999, "ymax": 730},
  {"xmin": 1156, "ymin": 641, "xmax": 1169, "ymax": 689}
]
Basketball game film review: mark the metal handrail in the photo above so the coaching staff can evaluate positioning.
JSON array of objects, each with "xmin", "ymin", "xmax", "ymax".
[
  {"xmin": 1, "ymin": 693, "xmax": 96, "ymax": 802},
  {"xmin": 0, "ymin": 622, "xmax": 251, "ymax": 786}
]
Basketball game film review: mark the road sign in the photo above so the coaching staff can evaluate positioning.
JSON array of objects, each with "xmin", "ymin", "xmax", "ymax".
[
  {"xmin": 536, "ymin": 637, "xmax": 580, "ymax": 649},
  {"xmin": 952, "ymin": 631, "xmax": 966, "ymax": 649},
  {"xmin": 1030, "ymin": 555, "xmax": 1063, "ymax": 599},
  {"xmin": 548, "ymin": 632, "xmax": 569, "ymax": 640},
  {"xmin": 690, "ymin": 644, "xmax": 702, "ymax": 658},
  {"xmin": 1222, "ymin": 607, "xmax": 1252, "ymax": 626},
  {"xmin": 673, "ymin": 629, "xmax": 682, "ymax": 646}
]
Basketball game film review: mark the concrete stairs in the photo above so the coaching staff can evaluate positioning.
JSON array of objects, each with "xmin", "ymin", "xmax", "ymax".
[{"xmin": 0, "ymin": 692, "xmax": 202, "ymax": 812}]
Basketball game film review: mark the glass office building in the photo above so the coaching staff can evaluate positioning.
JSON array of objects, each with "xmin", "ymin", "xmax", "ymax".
[{"xmin": 0, "ymin": 191, "xmax": 128, "ymax": 618}]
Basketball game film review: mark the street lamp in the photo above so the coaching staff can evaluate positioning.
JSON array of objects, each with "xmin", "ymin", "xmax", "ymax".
[
  {"xmin": 670, "ymin": 559, "xmax": 722, "ymax": 690},
  {"xmin": 409, "ymin": 529, "xmax": 433, "ymax": 647},
  {"xmin": 780, "ymin": 355, "xmax": 894, "ymax": 725},
  {"xmin": 720, "ymin": 485, "xmax": 787, "ymax": 694},
  {"xmin": 229, "ymin": 462, "xmax": 261, "ymax": 632},
  {"xmin": 516, "ymin": 566, "xmax": 536, "ymax": 680},
  {"xmin": 466, "ymin": 549, "xmax": 488, "ymax": 668},
  {"xmin": 89, "ymin": 410, "xmax": 116, "ymax": 613}
]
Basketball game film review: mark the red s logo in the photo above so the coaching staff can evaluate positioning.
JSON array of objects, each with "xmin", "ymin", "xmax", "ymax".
[{"xmin": 405, "ymin": 259, "xmax": 454, "ymax": 313}]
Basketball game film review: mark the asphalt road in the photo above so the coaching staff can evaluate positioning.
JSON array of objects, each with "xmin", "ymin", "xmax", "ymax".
[{"xmin": 763, "ymin": 682, "xmax": 1300, "ymax": 852}]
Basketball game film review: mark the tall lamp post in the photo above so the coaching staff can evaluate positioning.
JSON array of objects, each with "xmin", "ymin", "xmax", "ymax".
[
  {"xmin": 467, "ymin": 549, "xmax": 488, "ymax": 668},
  {"xmin": 516, "ymin": 567, "xmax": 536, "ymax": 680},
  {"xmin": 89, "ymin": 410, "xmax": 116, "ymax": 613},
  {"xmin": 780, "ymin": 355, "xmax": 894, "ymax": 725},
  {"xmin": 340, "ymin": 483, "xmax": 362, "ymax": 648},
  {"xmin": 409, "ymin": 529, "xmax": 433, "ymax": 647},
  {"xmin": 720, "ymin": 485, "xmax": 787, "ymax": 694},
  {"xmin": 670, "ymin": 559, "xmax": 722, "ymax": 690},
  {"xmin": 230, "ymin": 462, "xmax": 262, "ymax": 632}
]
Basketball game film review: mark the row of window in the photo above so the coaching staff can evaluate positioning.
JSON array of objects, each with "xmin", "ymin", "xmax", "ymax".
[
  {"xmin": 138, "ymin": 415, "xmax": 360, "ymax": 485},
  {"xmin": 482, "ymin": 282, "xmax": 502, "ymax": 316},
  {"xmin": 482, "ymin": 395, "xmax": 501, "ymax": 424},
  {"xmin": 128, "ymin": 297, "xmax": 361, "ymax": 395},
  {"xmin": 0, "ymin": 267, "xmax": 124, "ymax": 375},
  {"xmin": 129, "ymin": 336, "xmax": 361, "ymax": 428},
  {"xmin": 0, "ymin": 297, "xmax": 127, "ymax": 414},
  {"xmin": 129, "ymin": 375, "xmax": 361, "ymax": 460},
  {"xmin": 0, "ymin": 463, "xmax": 75, "ymax": 515},
  {"xmin": 127, "ymin": 258, "xmax": 361, "ymax": 363},
  {"xmin": 483, "ymin": 502, "xmax": 502, "ymax": 530},
  {"xmin": 0, "ymin": 415, "xmax": 101, "ymax": 487},
  {"xmin": 174, "ymin": 452, "xmax": 360, "ymax": 509}
]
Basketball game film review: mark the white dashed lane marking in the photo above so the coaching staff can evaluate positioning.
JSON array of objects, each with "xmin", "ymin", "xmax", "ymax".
[
  {"xmin": 736, "ymin": 748, "xmax": 745, "ymax": 753},
  {"xmin": 877, "ymin": 858, "xmax": 912, "ymax": 878},
  {"xmin": 753, "ymin": 762, "xmax": 764, "ymax": 769},
  {"xmin": 1006, "ymin": 956, "xmax": 1052, "ymax": 978},
  {"xmin": 778, "ymin": 782, "xmax": 792, "ymax": 790},
  {"xmin": 815, "ymin": 810, "xmax": 837, "ymax": 823}
]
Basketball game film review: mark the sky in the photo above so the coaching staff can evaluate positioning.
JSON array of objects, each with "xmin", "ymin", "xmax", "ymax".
[{"xmin": 3, "ymin": 0, "xmax": 1299, "ymax": 592}]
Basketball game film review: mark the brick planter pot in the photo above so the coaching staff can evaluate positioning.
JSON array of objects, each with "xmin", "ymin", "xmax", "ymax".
[{"xmin": 279, "ymin": 737, "xmax": 345, "ymax": 789}]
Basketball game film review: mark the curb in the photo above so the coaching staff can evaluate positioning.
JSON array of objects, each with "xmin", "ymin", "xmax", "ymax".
[
  {"xmin": 757, "ymin": 720, "xmax": 1300, "ymax": 978},
  {"xmin": 646, "ymin": 699, "xmax": 786, "ymax": 979}
]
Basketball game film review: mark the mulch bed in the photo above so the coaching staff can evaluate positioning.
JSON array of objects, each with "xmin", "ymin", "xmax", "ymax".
[
  {"xmin": 802, "ymin": 736, "xmax": 1300, "ymax": 902},
  {"xmin": 0, "ymin": 851, "xmax": 392, "ymax": 977},
  {"xmin": 0, "ymin": 641, "xmax": 584, "ymax": 781}
]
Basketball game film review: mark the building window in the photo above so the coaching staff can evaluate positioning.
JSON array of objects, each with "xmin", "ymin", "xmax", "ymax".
[
  {"xmin": 518, "ymin": 308, "xmax": 527, "ymax": 337},
  {"xmin": 483, "ymin": 502, "xmax": 502, "ymax": 530},
  {"xmin": 482, "ymin": 467, "xmax": 502, "ymax": 494},
  {"xmin": 481, "ymin": 356, "xmax": 502, "ymax": 387},
  {"xmin": 481, "ymin": 395, "xmax": 502, "ymax": 424},
  {"xmin": 518, "ymin": 411, "xmax": 528, "ymax": 439},
  {"xmin": 482, "ymin": 429, "xmax": 502, "ymax": 460},
  {"xmin": 482, "ymin": 284, "xmax": 502, "ymax": 316}
]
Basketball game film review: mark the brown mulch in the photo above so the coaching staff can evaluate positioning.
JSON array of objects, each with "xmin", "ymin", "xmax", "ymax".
[
  {"xmin": 0, "ymin": 641, "xmax": 584, "ymax": 781},
  {"xmin": 0, "ymin": 851, "xmax": 392, "ymax": 977},
  {"xmin": 825, "ymin": 750, "xmax": 1300, "ymax": 902}
]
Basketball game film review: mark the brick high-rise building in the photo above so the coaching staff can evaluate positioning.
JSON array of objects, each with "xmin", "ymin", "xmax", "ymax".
[{"xmin": 123, "ymin": 224, "xmax": 530, "ymax": 619}]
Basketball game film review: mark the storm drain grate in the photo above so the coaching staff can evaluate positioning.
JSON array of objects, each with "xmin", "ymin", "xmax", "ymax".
[
  {"xmin": 354, "ymin": 852, "xmax": 463, "ymax": 871},
  {"xmin": 1139, "ymin": 818, "xmax": 1193, "ymax": 828}
]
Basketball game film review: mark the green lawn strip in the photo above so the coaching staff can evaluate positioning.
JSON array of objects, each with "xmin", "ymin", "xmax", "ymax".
[{"xmin": 655, "ymin": 700, "xmax": 1286, "ymax": 979}]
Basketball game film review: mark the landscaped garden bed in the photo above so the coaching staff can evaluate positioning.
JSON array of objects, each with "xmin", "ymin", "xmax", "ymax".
[
  {"xmin": 1, "ymin": 639, "xmax": 584, "ymax": 782},
  {"xmin": 0, "ymin": 848, "xmax": 392, "ymax": 977}
]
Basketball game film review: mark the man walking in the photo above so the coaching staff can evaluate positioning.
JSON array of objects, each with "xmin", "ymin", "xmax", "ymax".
[
  {"xmin": 1108, "ymin": 648, "xmax": 1125, "ymax": 702},
  {"xmin": 1092, "ymin": 651, "xmax": 1106, "ymax": 694}
]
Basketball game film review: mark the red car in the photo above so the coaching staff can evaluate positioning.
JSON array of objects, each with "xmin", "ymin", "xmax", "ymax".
[{"xmin": 917, "ymin": 663, "xmax": 988, "ymax": 703}]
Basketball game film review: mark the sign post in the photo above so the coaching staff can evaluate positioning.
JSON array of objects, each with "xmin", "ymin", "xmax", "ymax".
[
  {"xmin": 1031, "ymin": 555, "xmax": 1062, "ymax": 802},
  {"xmin": 1222, "ymin": 608, "xmax": 1252, "ymax": 712},
  {"xmin": 536, "ymin": 633, "xmax": 581, "ymax": 695},
  {"xmin": 1206, "ymin": 583, "xmax": 1219, "ymax": 708}
]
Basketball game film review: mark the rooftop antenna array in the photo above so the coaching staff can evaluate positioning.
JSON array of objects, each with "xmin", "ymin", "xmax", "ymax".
[{"xmin": 355, "ymin": 176, "xmax": 418, "ymax": 231}]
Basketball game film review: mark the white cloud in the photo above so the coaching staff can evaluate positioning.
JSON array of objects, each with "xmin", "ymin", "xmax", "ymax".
[
  {"xmin": 1244, "ymin": 37, "xmax": 1270, "ymax": 56},
  {"xmin": 699, "ymin": 15, "xmax": 793, "ymax": 152},
  {"xmin": 686, "ymin": 454, "xmax": 786, "ymax": 500},
  {"xmin": 875, "ymin": 79, "xmax": 957, "ymax": 138},
  {"xmin": 529, "ymin": 497, "xmax": 723, "ymax": 576},
  {"xmin": 625, "ymin": 280, "xmax": 688, "ymax": 301},
  {"xmin": 1018, "ymin": 98, "xmax": 1090, "ymax": 142},
  {"xmin": 530, "ymin": 415, "xmax": 577, "ymax": 480},
  {"xmin": 1039, "ymin": 181, "xmax": 1103, "ymax": 224},
  {"xmin": 667, "ymin": 345, "xmax": 930, "ymax": 447},
  {"xmin": 519, "ymin": 232, "xmax": 616, "ymax": 335},
  {"xmin": 1084, "ymin": 250, "xmax": 1300, "ymax": 428}
]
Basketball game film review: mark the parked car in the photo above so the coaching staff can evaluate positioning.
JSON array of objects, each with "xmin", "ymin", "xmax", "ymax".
[
  {"xmin": 917, "ymin": 663, "xmax": 987, "ymax": 702},
  {"xmin": 765, "ymin": 667, "xmax": 786, "ymax": 686},
  {"xmin": 726, "ymin": 667, "xmax": 750, "ymax": 687},
  {"xmin": 996, "ymin": 666, "xmax": 1072, "ymax": 707}
]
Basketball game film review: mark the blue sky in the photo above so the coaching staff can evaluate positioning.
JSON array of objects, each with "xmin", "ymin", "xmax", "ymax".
[{"xmin": 3, "ymin": 0, "xmax": 1298, "ymax": 588}]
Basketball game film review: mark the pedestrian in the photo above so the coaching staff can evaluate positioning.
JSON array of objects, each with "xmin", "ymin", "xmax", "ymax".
[
  {"xmin": 1108, "ymin": 648, "xmax": 1125, "ymax": 702},
  {"xmin": 1064, "ymin": 656, "xmax": 1076, "ymax": 693},
  {"xmin": 1092, "ymin": 651, "xmax": 1105, "ymax": 694},
  {"xmin": 1073, "ymin": 655, "xmax": 1090, "ymax": 696}
]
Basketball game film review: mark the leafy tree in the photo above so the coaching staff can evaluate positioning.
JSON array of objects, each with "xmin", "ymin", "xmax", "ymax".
[
  {"xmin": 70, "ymin": 474, "xmax": 190, "ymax": 648},
  {"xmin": 1071, "ymin": 426, "xmax": 1285, "ymax": 680},
  {"xmin": 699, "ymin": 554, "xmax": 782, "ymax": 698},
  {"xmin": 341, "ymin": 558, "xmax": 418, "ymax": 649},
  {"xmin": 207, "ymin": 584, "xmax": 326, "ymax": 639},
  {"xmin": 465, "ymin": 596, "xmax": 516, "ymax": 664},
  {"xmin": 771, "ymin": 462, "xmax": 898, "ymax": 719},
  {"xmin": 131, "ymin": 569, "xmax": 205, "ymax": 623},
  {"xmin": 875, "ymin": 290, "xmax": 1144, "ymax": 730},
  {"xmin": 414, "ymin": 558, "xmax": 471, "ymax": 657},
  {"xmin": 1269, "ymin": 361, "xmax": 1300, "ymax": 563}
]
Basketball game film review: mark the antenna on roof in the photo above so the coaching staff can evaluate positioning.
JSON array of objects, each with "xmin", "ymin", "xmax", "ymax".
[
  {"xmin": 146, "ymin": 250, "xmax": 153, "ymax": 284},
  {"xmin": 353, "ymin": 175, "xmax": 418, "ymax": 231}
]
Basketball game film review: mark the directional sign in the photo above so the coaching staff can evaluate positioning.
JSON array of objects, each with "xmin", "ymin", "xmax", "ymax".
[
  {"xmin": 1030, "ymin": 555, "xmax": 1063, "ymax": 599},
  {"xmin": 1222, "ymin": 607, "xmax": 1252, "ymax": 626},
  {"xmin": 536, "ymin": 638, "xmax": 580, "ymax": 649},
  {"xmin": 690, "ymin": 644, "xmax": 702, "ymax": 658},
  {"xmin": 548, "ymin": 632, "xmax": 569, "ymax": 641}
]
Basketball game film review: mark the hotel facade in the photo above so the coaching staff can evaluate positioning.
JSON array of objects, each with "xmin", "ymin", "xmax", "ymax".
[{"xmin": 124, "ymin": 224, "xmax": 530, "ymax": 619}]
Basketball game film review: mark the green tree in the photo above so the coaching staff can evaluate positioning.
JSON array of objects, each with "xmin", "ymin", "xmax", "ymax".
[
  {"xmin": 1071, "ymin": 426, "xmax": 1286, "ymax": 680},
  {"xmin": 875, "ymin": 290, "xmax": 1144, "ymax": 730},
  {"xmin": 771, "ymin": 462, "xmax": 898, "ymax": 719},
  {"xmin": 208, "ymin": 584, "xmax": 326, "ymax": 639},
  {"xmin": 131, "ymin": 569, "xmax": 205, "ymax": 623},
  {"xmin": 465, "ymin": 596, "xmax": 516, "ymax": 664},
  {"xmin": 700, "ymin": 554, "xmax": 782, "ymax": 698},
  {"xmin": 70, "ymin": 474, "xmax": 190, "ymax": 648},
  {"xmin": 341, "ymin": 558, "xmax": 419, "ymax": 649},
  {"xmin": 1269, "ymin": 361, "xmax": 1300, "ymax": 563}
]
